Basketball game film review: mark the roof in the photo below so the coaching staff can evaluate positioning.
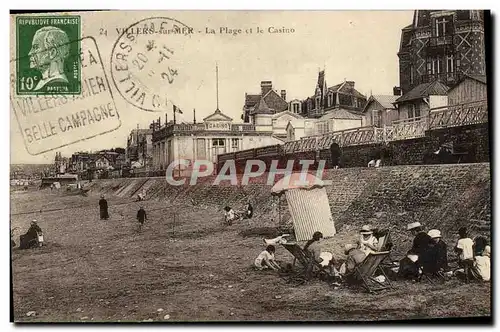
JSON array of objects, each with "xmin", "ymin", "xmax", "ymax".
[
  {"xmin": 271, "ymin": 173, "xmax": 325, "ymax": 195},
  {"xmin": 363, "ymin": 95, "xmax": 398, "ymax": 112},
  {"xmin": 449, "ymin": 74, "xmax": 487, "ymax": 91},
  {"xmin": 244, "ymin": 94, "xmax": 261, "ymax": 108},
  {"xmin": 92, "ymin": 154, "xmax": 112, "ymax": 162},
  {"xmin": 467, "ymin": 74, "xmax": 487, "ymax": 84},
  {"xmin": 327, "ymin": 81, "xmax": 366, "ymax": 100},
  {"xmin": 203, "ymin": 109, "xmax": 233, "ymax": 121},
  {"xmin": 328, "ymin": 83, "xmax": 343, "ymax": 93},
  {"xmin": 250, "ymin": 97, "xmax": 274, "ymax": 115},
  {"xmin": 271, "ymin": 110, "xmax": 304, "ymax": 120},
  {"xmin": 320, "ymin": 108, "xmax": 362, "ymax": 120},
  {"xmin": 395, "ymin": 80, "xmax": 450, "ymax": 104}
]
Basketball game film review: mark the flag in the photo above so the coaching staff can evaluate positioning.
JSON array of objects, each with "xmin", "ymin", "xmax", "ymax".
[{"xmin": 173, "ymin": 105, "xmax": 183, "ymax": 114}]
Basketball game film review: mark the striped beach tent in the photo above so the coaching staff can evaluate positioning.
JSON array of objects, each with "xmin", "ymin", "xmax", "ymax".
[{"xmin": 271, "ymin": 173, "xmax": 336, "ymax": 241}]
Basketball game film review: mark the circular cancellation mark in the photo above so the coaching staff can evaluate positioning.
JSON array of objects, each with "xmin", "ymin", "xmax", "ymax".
[{"xmin": 110, "ymin": 17, "xmax": 194, "ymax": 112}]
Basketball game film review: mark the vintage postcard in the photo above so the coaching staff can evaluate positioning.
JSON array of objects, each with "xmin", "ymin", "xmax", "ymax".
[{"xmin": 10, "ymin": 10, "xmax": 491, "ymax": 323}]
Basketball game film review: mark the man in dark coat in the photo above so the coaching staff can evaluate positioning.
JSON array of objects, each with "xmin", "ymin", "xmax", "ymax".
[
  {"xmin": 420, "ymin": 229, "xmax": 448, "ymax": 275},
  {"xmin": 99, "ymin": 195, "xmax": 109, "ymax": 220},
  {"xmin": 398, "ymin": 222, "xmax": 431, "ymax": 280},
  {"xmin": 136, "ymin": 206, "xmax": 147, "ymax": 231},
  {"xmin": 329, "ymin": 142, "xmax": 341, "ymax": 169}
]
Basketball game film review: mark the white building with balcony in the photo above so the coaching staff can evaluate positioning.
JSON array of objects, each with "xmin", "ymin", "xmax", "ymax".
[{"xmin": 152, "ymin": 108, "xmax": 283, "ymax": 170}]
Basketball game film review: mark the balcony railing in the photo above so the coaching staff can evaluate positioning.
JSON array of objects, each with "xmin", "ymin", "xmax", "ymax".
[
  {"xmin": 231, "ymin": 123, "xmax": 256, "ymax": 132},
  {"xmin": 421, "ymin": 72, "xmax": 458, "ymax": 84},
  {"xmin": 153, "ymin": 122, "xmax": 259, "ymax": 141},
  {"xmin": 429, "ymin": 99, "xmax": 488, "ymax": 129},
  {"xmin": 390, "ymin": 116, "xmax": 428, "ymax": 140},
  {"xmin": 429, "ymin": 35, "xmax": 453, "ymax": 47}
]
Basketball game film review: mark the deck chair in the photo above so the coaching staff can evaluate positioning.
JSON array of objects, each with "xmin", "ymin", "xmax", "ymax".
[
  {"xmin": 345, "ymin": 251, "xmax": 393, "ymax": 293},
  {"xmin": 376, "ymin": 229, "xmax": 395, "ymax": 266},
  {"xmin": 281, "ymin": 243, "xmax": 335, "ymax": 284},
  {"xmin": 376, "ymin": 230, "xmax": 392, "ymax": 251}
]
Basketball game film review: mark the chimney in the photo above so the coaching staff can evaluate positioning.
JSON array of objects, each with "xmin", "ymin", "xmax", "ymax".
[
  {"xmin": 281, "ymin": 90, "xmax": 286, "ymax": 101},
  {"xmin": 261, "ymin": 81, "xmax": 272, "ymax": 96},
  {"xmin": 393, "ymin": 86, "xmax": 402, "ymax": 96}
]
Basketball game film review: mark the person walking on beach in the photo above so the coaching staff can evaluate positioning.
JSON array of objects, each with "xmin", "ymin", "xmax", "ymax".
[
  {"xmin": 99, "ymin": 195, "xmax": 109, "ymax": 220},
  {"xmin": 136, "ymin": 206, "xmax": 147, "ymax": 232}
]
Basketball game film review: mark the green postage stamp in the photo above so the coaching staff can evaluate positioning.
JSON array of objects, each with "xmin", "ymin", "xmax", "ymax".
[{"xmin": 15, "ymin": 15, "xmax": 81, "ymax": 95}]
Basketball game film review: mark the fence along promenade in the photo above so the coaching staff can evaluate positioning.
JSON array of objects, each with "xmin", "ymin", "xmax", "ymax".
[{"xmin": 218, "ymin": 99, "xmax": 488, "ymax": 162}]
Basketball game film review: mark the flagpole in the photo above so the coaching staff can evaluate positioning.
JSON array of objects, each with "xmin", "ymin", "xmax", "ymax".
[
  {"xmin": 173, "ymin": 104, "xmax": 176, "ymax": 124},
  {"xmin": 216, "ymin": 63, "xmax": 219, "ymax": 111}
]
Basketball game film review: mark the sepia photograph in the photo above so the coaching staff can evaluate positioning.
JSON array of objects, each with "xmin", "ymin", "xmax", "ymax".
[{"xmin": 9, "ymin": 9, "xmax": 491, "ymax": 323}]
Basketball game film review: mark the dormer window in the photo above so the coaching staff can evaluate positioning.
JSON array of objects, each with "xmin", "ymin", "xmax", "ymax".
[{"xmin": 328, "ymin": 92, "xmax": 334, "ymax": 107}]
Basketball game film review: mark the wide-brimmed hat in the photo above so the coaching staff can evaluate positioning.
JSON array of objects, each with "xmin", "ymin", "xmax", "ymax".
[
  {"xmin": 360, "ymin": 225, "xmax": 373, "ymax": 235},
  {"xmin": 407, "ymin": 222, "xmax": 422, "ymax": 231},
  {"xmin": 344, "ymin": 244, "xmax": 356, "ymax": 254},
  {"xmin": 484, "ymin": 245, "xmax": 491, "ymax": 257},
  {"xmin": 428, "ymin": 229, "xmax": 442, "ymax": 239}
]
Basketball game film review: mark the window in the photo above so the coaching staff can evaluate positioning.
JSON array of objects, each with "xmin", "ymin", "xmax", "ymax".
[
  {"xmin": 307, "ymin": 100, "xmax": 312, "ymax": 111},
  {"xmin": 231, "ymin": 138, "xmax": 239, "ymax": 150},
  {"xmin": 315, "ymin": 97, "xmax": 321, "ymax": 109},
  {"xmin": 292, "ymin": 103, "xmax": 299, "ymax": 113},
  {"xmin": 427, "ymin": 61, "xmax": 433, "ymax": 75},
  {"xmin": 408, "ymin": 104, "xmax": 421, "ymax": 119},
  {"xmin": 446, "ymin": 55, "xmax": 454, "ymax": 73},
  {"xmin": 212, "ymin": 138, "xmax": 225, "ymax": 146},
  {"xmin": 427, "ymin": 56, "xmax": 444, "ymax": 75},
  {"xmin": 317, "ymin": 122, "xmax": 328, "ymax": 135},
  {"xmin": 410, "ymin": 64, "xmax": 414, "ymax": 84},
  {"xmin": 372, "ymin": 110, "xmax": 382, "ymax": 127},
  {"xmin": 435, "ymin": 17, "xmax": 450, "ymax": 37},
  {"xmin": 328, "ymin": 93, "xmax": 334, "ymax": 107}
]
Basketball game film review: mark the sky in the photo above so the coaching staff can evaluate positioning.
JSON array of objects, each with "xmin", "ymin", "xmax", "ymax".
[{"xmin": 10, "ymin": 10, "xmax": 414, "ymax": 164}]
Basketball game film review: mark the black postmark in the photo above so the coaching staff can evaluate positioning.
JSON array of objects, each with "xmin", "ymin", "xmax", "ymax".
[
  {"xmin": 110, "ymin": 17, "xmax": 194, "ymax": 112},
  {"xmin": 10, "ymin": 36, "xmax": 122, "ymax": 156}
]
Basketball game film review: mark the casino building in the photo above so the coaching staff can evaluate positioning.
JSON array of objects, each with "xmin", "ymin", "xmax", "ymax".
[{"xmin": 151, "ymin": 108, "xmax": 282, "ymax": 172}]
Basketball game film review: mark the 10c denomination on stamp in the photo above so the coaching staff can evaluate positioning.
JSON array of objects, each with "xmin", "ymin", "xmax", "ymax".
[{"xmin": 16, "ymin": 15, "xmax": 81, "ymax": 95}]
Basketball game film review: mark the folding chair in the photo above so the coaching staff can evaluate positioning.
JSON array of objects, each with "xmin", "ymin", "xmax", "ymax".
[
  {"xmin": 281, "ymin": 243, "xmax": 336, "ymax": 284},
  {"xmin": 345, "ymin": 251, "xmax": 393, "ymax": 293},
  {"xmin": 376, "ymin": 229, "xmax": 395, "ymax": 267},
  {"xmin": 376, "ymin": 230, "xmax": 392, "ymax": 251}
]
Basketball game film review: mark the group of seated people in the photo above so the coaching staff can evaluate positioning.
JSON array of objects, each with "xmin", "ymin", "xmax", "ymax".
[
  {"xmin": 254, "ymin": 225, "xmax": 387, "ymax": 278},
  {"xmin": 399, "ymin": 222, "xmax": 490, "ymax": 282},
  {"xmin": 223, "ymin": 202, "xmax": 253, "ymax": 225},
  {"xmin": 253, "ymin": 222, "xmax": 490, "ymax": 284}
]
